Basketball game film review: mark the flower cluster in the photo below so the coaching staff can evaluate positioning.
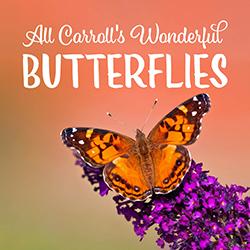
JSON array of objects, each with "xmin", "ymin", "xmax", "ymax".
[{"xmin": 75, "ymin": 153, "xmax": 250, "ymax": 249}]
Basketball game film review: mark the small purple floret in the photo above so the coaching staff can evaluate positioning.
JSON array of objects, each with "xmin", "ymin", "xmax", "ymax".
[{"xmin": 74, "ymin": 152, "xmax": 250, "ymax": 250}]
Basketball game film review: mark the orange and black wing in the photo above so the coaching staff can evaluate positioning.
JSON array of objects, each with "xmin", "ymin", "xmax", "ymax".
[
  {"xmin": 61, "ymin": 127, "xmax": 135, "ymax": 167},
  {"xmin": 152, "ymin": 144, "xmax": 191, "ymax": 194},
  {"xmin": 148, "ymin": 93, "xmax": 211, "ymax": 145},
  {"xmin": 103, "ymin": 151, "xmax": 152, "ymax": 201}
]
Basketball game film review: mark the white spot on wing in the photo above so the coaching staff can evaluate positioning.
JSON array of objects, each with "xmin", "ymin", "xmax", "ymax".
[
  {"xmin": 192, "ymin": 111, "xmax": 197, "ymax": 116},
  {"xmin": 72, "ymin": 128, "xmax": 77, "ymax": 133},
  {"xmin": 193, "ymin": 96, "xmax": 198, "ymax": 101},
  {"xmin": 70, "ymin": 134, "xmax": 74, "ymax": 137},
  {"xmin": 79, "ymin": 140, "xmax": 84, "ymax": 145}
]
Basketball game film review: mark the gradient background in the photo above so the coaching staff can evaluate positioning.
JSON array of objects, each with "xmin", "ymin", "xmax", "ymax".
[{"xmin": 1, "ymin": 1, "xmax": 250, "ymax": 250}]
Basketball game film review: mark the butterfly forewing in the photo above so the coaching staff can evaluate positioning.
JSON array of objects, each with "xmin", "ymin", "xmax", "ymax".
[
  {"xmin": 148, "ymin": 93, "xmax": 211, "ymax": 145},
  {"xmin": 61, "ymin": 127, "xmax": 135, "ymax": 167}
]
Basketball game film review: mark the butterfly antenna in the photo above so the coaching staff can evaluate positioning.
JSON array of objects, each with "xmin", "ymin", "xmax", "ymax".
[
  {"xmin": 140, "ymin": 98, "xmax": 159, "ymax": 132},
  {"xmin": 106, "ymin": 112, "xmax": 136, "ymax": 133}
]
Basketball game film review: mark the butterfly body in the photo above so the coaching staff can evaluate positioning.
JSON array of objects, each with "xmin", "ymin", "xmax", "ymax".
[
  {"xmin": 61, "ymin": 93, "xmax": 210, "ymax": 201},
  {"xmin": 134, "ymin": 129, "xmax": 154, "ymax": 188}
]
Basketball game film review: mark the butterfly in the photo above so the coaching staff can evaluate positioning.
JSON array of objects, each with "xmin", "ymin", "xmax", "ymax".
[{"xmin": 61, "ymin": 93, "xmax": 210, "ymax": 201}]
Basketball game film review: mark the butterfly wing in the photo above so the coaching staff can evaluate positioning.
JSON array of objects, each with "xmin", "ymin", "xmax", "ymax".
[
  {"xmin": 147, "ymin": 93, "xmax": 211, "ymax": 145},
  {"xmin": 61, "ymin": 127, "xmax": 135, "ymax": 167},
  {"xmin": 148, "ymin": 93, "xmax": 210, "ymax": 194},
  {"xmin": 104, "ymin": 151, "xmax": 152, "ymax": 201},
  {"xmin": 151, "ymin": 144, "xmax": 191, "ymax": 194}
]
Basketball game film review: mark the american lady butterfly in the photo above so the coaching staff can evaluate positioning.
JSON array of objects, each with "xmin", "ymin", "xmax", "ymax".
[{"xmin": 61, "ymin": 94, "xmax": 210, "ymax": 201}]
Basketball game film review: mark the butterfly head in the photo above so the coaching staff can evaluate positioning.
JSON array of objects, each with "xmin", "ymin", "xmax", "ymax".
[{"xmin": 135, "ymin": 129, "xmax": 146, "ymax": 140}]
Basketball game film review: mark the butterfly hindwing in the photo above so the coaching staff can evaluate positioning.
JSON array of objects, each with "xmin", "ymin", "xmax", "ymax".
[
  {"xmin": 61, "ymin": 128, "xmax": 135, "ymax": 167},
  {"xmin": 148, "ymin": 93, "xmax": 210, "ymax": 145},
  {"xmin": 152, "ymin": 144, "xmax": 191, "ymax": 194},
  {"xmin": 103, "ymin": 151, "xmax": 152, "ymax": 201}
]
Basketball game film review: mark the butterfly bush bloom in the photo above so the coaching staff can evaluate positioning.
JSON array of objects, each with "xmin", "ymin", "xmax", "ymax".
[{"xmin": 75, "ymin": 152, "xmax": 250, "ymax": 249}]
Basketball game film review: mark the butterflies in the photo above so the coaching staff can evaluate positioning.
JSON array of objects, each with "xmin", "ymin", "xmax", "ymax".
[{"xmin": 61, "ymin": 93, "xmax": 210, "ymax": 201}]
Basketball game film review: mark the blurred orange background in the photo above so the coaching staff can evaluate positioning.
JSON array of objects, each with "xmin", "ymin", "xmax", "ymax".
[{"xmin": 1, "ymin": 1, "xmax": 250, "ymax": 249}]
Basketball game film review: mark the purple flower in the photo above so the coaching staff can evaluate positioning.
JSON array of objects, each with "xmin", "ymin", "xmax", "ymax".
[
  {"xmin": 156, "ymin": 238, "xmax": 165, "ymax": 248},
  {"xmin": 236, "ymin": 217, "xmax": 247, "ymax": 229},
  {"xmin": 201, "ymin": 175, "xmax": 217, "ymax": 186},
  {"xmin": 193, "ymin": 211, "xmax": 202, "ymax": 219},
  {"xmin": 72, "ymin": 154, "xmax": 250, "ymax": 250},
  {"xmin": 210, "ymin": 222, "xmax": 219, "ymax": 233},
  {"xmin": 204, "ymin": 196, "xmax": 216, "ymax": 209},
  {"xmin": 183, "ymin": 181, "xmax": 196, "ymax": 193},
  {"xmin": 134, "ymin": 224, "xmax": 146, "ymax": 238},
  {"xmin": 225, "ymin": 222, "xmax": 235, "ymax": 233},
  {"xmin": 232, "ymin": 245, "xmax": 241, "ymax": 250},
  {"xmin": 200, "ymin": 237, "xmax": 210, "ymax": 249},
  {"xmin": 219, "ymin": 196, "xmax": 228, "ymax": 210},
  {"xmin": 179, "ymin": 215, "xmax": 189, "ymax": 226},
  {"xmin": 184, "ymin": 193, "xmax": 199, "ymax": 210},
  {"xmin": 215, "ymin": 239, "xmax": 227, "ymax": 250},
  {"xmin": 153, "ymin": 201, "xmax": 164, "ymax": 212},
  {"xmin": 75, "ymin": 153, "xmax": 110, "ymax": 197}
]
